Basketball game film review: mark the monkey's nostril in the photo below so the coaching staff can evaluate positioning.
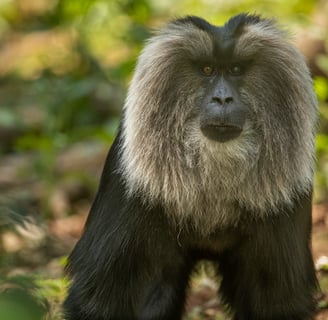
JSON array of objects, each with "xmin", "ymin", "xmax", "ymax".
[
  {"xmin": 212, "ymin": 97, "xmax": 223, "ymax": 105},
  {"xmin": 225, "ymin": 97, "xmax": 233, "ymax": 104}
]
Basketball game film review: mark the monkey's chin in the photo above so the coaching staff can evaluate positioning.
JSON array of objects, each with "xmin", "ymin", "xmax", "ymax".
[{"xmin": 201, "ymin": 125, "xmax": 243, "ymax": 142}]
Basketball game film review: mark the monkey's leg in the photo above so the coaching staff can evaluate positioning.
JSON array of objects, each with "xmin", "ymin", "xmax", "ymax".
[
  {"xmin": 218, "ymin": 193, "xmax": 318, "ymax": 320},
  {"xmin": 65, "ymin": 221, "xmax": 191, "ymax": 320},
  {"xmin": 64, "ymin": 134, "xmax": 193, "ymax": 319},
  {"xmin": 138, "ymin": 255, "xmax": 194, "ymax": 320}
]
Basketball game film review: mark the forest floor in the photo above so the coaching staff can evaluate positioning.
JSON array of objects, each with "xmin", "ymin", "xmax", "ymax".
[{"xmin": 0, "ymin": 145, "xmax": 327, "ymax": 319}]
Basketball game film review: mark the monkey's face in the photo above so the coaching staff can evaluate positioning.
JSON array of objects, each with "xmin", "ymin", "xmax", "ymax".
[
  {"xmin": 125, "ymin": 16, "xmax": 283, "ymax": 153},
  {"xmin": 198, "ymin": 64, "xmax": 249, "ymax": 142}
]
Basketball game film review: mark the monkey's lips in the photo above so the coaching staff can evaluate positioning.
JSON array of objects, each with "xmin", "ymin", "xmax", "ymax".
[{"xmin": 201, "ymin": 124, "xmax": 243, "ymax": 142}]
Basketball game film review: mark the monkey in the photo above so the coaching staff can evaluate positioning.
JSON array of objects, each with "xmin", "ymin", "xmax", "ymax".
[{"xmin": 63, "ymin": 13, "xmax": 319, "ymax": 320}]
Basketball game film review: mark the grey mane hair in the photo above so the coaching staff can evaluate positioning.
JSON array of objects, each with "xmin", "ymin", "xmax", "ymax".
[{"xmin": 120, "ymin": 17, "xmax": 317, "ymax": 234}]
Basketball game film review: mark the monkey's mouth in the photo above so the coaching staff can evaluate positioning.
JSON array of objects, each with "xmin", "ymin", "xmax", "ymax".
[{"xmin": 201, "ymin": 124, "xmax": 243, "ymax": 142}]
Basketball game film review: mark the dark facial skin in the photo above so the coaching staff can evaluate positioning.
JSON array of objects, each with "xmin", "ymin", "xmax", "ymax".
[{"xmin": 199, "ymin": 64, "xmax": 248, "ymax": 142}]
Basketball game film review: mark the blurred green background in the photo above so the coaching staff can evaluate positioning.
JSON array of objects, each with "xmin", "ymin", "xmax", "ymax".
[{"xmin": 0, "ymin": 0, "xmax": 327, "ymax": 319}]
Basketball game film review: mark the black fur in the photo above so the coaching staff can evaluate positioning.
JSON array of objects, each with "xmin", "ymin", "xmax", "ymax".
[
  {"xmin": 64, "ymin": 131, "xmax": 195, "ymax": 320},
  {"xmin": 64, "ymin": 130, "xmax": 317, "ymax": 320}
]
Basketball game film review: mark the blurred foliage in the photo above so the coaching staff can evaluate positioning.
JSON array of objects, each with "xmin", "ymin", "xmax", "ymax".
[
  {"xmin": 0, "ymin": 0, "xmax": 325, "ymax": 182},
  {"xmin": 0, "ymin": 275, "xmax": 47, "ymax": 320},
  {"xmin": 315, "ymin": 66, "xmax": 328, "ymax": 201},
  {"xmin": 0, "ymin": 0, "xmax": 327, "ymax": 319},
  {"xmin": 0, "ymin": 273, "xmax": 67, "ymax": 320}
]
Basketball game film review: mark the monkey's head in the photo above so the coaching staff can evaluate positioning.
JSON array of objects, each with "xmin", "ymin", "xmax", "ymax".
[{"xmin": 121, "ymin": 14, "xmax": 317, "ymax": 231}]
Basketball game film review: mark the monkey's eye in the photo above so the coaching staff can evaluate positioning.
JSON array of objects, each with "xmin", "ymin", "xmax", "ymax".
[
  {"xmin": 228, "ymin": 65, "xmax": 243, "ymax": 76},
  {"xmin": 201, "ymin": 66, "xmax": 215, "ymax": 76}
]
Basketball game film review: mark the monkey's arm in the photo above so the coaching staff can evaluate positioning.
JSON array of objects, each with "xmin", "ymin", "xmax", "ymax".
[
  {"xmin": 63, "ymin": 131, "xmax": 191, "ymax": 320},
  {"xmin": 218, "ymin": 193, "xmax": 318, "ymax": 320}
]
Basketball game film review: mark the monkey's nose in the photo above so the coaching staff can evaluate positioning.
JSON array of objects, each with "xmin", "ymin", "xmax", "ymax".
[
  {"xmin": 211, "ymin": 96, "xmax": 234, "ymax": 106},
  {"xmin": 211, "ymin": 82, "xmax": 234, "ymax": 106}
]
